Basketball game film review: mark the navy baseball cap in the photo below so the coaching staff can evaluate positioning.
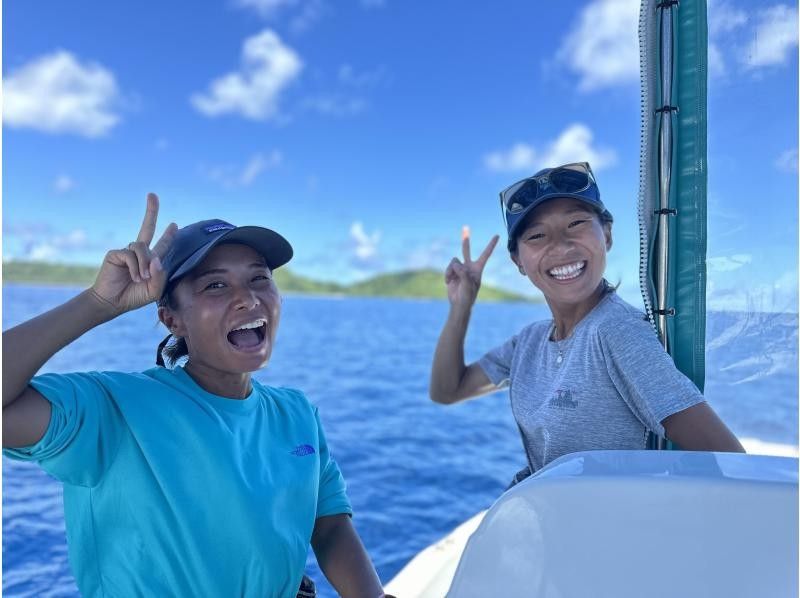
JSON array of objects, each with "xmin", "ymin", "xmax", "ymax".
[
  {"xmin": 159, "ymin": 219, "xmax": 293, "ymax": 296},
  {"xmin": 500, "ymin": 162, "xmax": 612, "ymax": 251}
]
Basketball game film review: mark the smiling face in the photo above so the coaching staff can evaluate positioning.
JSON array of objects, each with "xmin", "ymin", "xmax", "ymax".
[
  {"xmin": 159, "ymin": 243, "xmax": 281, "ymax": 378},
  {"xmin": 511, "ymin": 197, "xmax": 612, "ymax": 314}
]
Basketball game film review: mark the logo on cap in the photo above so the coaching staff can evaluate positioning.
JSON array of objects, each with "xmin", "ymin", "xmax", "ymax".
[{"xmin": 204, "ymin": 223, "xmax": 235, "ymax": 234}]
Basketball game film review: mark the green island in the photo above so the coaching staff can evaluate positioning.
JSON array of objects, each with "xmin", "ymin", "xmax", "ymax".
[{"xmin": 2, "ymin": 261, "xmax": 537, "ymax": 303}]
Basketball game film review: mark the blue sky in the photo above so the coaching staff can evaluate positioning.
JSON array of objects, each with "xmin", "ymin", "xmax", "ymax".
[{"xmin": 3, "ymin": 0, "xmax": 798, "ymax": 311}]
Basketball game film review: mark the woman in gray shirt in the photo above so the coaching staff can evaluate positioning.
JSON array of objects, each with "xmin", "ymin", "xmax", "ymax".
[{"xmin": 430, "ymin": 161, "xmax": 743, "ymax": 478}]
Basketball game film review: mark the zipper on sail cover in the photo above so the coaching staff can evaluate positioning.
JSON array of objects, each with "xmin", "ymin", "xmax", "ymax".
[{"xmin": 639, "ymin": 0, "xmax": 679, "ymax": 450}]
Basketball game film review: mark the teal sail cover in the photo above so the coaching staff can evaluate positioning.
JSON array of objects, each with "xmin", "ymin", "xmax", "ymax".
[{"xmin": 638, "ymin": 0, "xmax": 708, "ymax": 392}]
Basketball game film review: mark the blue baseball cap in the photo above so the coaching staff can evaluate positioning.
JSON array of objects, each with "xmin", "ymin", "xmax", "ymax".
[
  {"xmin": 500, "ymin": 162, "xmax": 612, "ymax": 251},
  {"xmin": 159, "ymin": 219, "xmax": 293, "ymax": 296}
]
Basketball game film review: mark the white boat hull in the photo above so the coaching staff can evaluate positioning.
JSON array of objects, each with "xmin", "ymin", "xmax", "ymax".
[{"xmin": 387, "ymin": 448, "xmax": 798, "ymax": 598}]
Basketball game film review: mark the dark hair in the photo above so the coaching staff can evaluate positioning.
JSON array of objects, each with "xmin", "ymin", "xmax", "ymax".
[
  {"xmin": 509, "ymin": 205, "xmax": 613, "ymax": 253},
  {"xmin": 602, "ymin": 277, "xmax": 621, "ymax": 292},
  {"xmin": 156, "ymin": 285, "xmax": 189, "ymax": 367}
]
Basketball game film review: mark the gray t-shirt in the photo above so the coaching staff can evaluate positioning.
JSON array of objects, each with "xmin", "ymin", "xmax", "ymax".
[{"xmin": 478, "ymin": 291, "xmax": 704, "ymax": 472}]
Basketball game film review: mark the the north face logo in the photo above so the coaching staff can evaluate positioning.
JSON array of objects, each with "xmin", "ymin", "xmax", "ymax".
[
  {"xmin": 549, "ymin": 389, "xmax": 578, "ymax": 409},
  {"xmin": 290, "ymin": 444, "xmax": 315, "ymax": 457}
]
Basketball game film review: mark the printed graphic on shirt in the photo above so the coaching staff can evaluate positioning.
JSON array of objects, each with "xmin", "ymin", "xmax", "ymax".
[
  {"xmin": 290, "ymin": 444, "xmax": 316, "ymax": 457},
  {"xmin": 548, "ymin": 389, "xmax": 578, "ymax": 410}
]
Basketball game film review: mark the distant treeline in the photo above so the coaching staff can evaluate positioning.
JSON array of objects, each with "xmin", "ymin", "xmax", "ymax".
[
  {"xmin": 2, "ymin": 261, "xmax": 536, "ymax": 303},
  {"xmin": 3, "ymin": 261, "xmax": 100, "ymax": 286}
]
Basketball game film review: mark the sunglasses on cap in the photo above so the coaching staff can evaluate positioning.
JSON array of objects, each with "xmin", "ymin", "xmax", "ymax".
[
  {"xmin": 498, "ymin": 162, "xmax": 612, "ymax": 250},
  {"xmin": 499, "ymin": 162, "xmax": 599, "ymax": 228}
]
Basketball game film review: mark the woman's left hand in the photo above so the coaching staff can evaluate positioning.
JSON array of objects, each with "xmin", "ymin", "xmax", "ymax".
[
  {"xmin": 91, "ymin": 193, "xmax": 177, "ymax": 315},
  {"xmin": 444, "ymin": 228, "xmax": 499, "ymax": 310}
]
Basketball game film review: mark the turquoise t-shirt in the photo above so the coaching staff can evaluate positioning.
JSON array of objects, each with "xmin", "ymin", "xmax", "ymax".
[{"xmin": 3, "ymin": 366, "xmax": 352, "ymax": 598}]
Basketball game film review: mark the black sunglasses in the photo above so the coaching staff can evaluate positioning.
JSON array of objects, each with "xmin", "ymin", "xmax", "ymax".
[{"xmin": 499, "ymin": 162, "xmax": 597, "ymax": 228}]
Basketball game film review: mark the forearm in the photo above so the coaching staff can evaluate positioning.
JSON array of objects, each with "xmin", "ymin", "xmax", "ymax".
[
  {"xmin": 3, "ymin": 289, "xmax": 115, "ymax": 406},
  {"xmin": 663, "ymin": 402, "xmax": 746, "ymax": 453},
  {"xmin": 311, "ymin": 515, "xmax": 383, "ymax": 598},
  {"xmin": 430, "ymin": 305, "xmax": 471, "ymax": 403}
]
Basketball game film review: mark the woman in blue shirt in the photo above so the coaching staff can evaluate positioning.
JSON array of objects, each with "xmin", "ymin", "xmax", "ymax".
[{"xmin": 3, "ymin": 193, "xmax": 387, "ymax": 598}]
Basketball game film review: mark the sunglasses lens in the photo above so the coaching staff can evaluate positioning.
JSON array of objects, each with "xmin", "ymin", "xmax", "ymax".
[
  {"xmin": 503, "ymin": 180, "xmax": 538, "ymax": 213},
  {"xmin": 548, "ymin": 167, "xmax": 590, "ymax": 193}
]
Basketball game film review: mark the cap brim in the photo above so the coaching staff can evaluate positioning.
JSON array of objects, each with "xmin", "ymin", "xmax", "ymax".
[{"xmin": 168, "ymin": 226, "xmax": 293, "ymax": 283}]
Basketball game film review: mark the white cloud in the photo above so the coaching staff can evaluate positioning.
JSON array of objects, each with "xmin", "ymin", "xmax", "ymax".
[
  {"xmin": 236, "ymin": 0, "xmax": 297, "ymax": 17},
  {"xmin": 775, "ymin": 148, "xmax": 798, "ymax": 172},
  {"xmin": 235, "ymin": 0, "xmax": 328, "ymax": 32},
  {"xmin": 484, "ymin": 124, "xmax": 617, "ymax": 173},
  {"xmin": 59, "ymin": 229, "xmax": 88, "ymax": 247},
  {"xmin": 700, "ymin": 0, "xmax": 748, "ymax": 76},
  {"xmin": 300, "ymin": 64, "xmax": 386, "ymax": 117},
  {"xmin": 28, "ymin": 245, "xmax": 59, "ymax": 261},
  {"xmin": 203, "ymin": 150, "xmax": 283, "ymax": 187},
  {"xmin": 484, "ymin": 143, "xmax": 537, "ymax": 173},
  {"xmin": 708, "ymin": 42, "xmax": 727, "ymax": 77},
  {"xmin": 558, "ymin": 0, "xmax": 640, "ymax": 91},
  {"xmin": 303, "ymin": 95, "xmax": 367, "ymax": 116},
  {"xmin": 561, "ymin": 1, "xmax": 797, "ymax": 87},
  {"xmin": 708, "ymin": 1, "xmax": 798, "ymax": 76},
  {"xmin": 707, "ymin": 253, "xmax": 752, "ymax": 272},
  {"xmin": 350, "ymin": 222, "xmax": 380, "ymax": 261},
  {"xmin": 289, "ymin": 0, "xmax": 326, "ymax": 32},
  {"xmin": 709, "ymin": 0, "xmax": 748, "ymax": 36},
  {"xmin": 53, "ymin": 175, "xmax": 76, "ymax": 193},
  {"xmin": 191, "ymin": 29, "xmax": 302, "ymax": 121},
  {"xmin": 26, "ymin": 229, "xmax": 91, "ymax": 261},
  {"xmin": 3, "ymin": 51, "xmax": 121, "ymax": 137},
  {"xmin": 540, "ymin": 125, "xmax": 617, "ymax": 171},
  {"xmin": 240, "ymin": 151, "xmax": 283, "ymax": 185},
  {"xmin": 742, "ymin": 5, "xmax": 799, "ymax": 69}
]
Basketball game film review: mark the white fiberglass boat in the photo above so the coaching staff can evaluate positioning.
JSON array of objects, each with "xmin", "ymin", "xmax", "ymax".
[{"xmin": 386, "ymin": 450, "xmax": 797, "ymax": 597}]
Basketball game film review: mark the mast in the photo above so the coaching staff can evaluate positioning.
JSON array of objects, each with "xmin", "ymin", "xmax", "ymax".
[{"xmin": 638, "ymin": 0, "xmax": 709, "ymax": 446}]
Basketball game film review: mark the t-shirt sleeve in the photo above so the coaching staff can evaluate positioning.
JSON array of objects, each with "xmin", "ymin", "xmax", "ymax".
[
  {"xmin": 477, "ymin": 334, "xmax": 518, "ymax": 387},
  {"xmin": 600, "ymin": 316, "xmax": 705, "ymax": 436},
  {"xmin": 2, "ymin": 372, "xmax": 122, "ymax": 487},
  {"xmin": 313, "ymin": 408, "xmax": 352, "ymax": 519}
]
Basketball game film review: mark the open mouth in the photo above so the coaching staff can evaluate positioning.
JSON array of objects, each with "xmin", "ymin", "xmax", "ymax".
[
  {"xmin": 226, "ymin": 319, "xmax": 267, "ymax": 350},
  {"xmin": 548, "ymin": 261, "xmax": 586, "ymax": 281}
]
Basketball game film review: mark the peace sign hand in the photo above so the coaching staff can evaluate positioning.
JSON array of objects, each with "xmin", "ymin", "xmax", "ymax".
[
  {"xmin": 444, "ymin": 226, "xmax": 499, "ymax": 310},
  {"xmin": 91, "ymin": 193, "xmax": 178, "ymax": 316}
]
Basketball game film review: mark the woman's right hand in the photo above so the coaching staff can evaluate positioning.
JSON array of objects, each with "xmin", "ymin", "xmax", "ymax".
[
  {"xmin": 444, "ymin": 227, "xmax": 499, "ymax": 310},
  {"xmin": 91, "ymin": 193, "xmax": 178, "ymax": 316}
]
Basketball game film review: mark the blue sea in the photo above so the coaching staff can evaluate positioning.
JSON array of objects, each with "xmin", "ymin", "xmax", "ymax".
[{"xmin": 3, "ymin": 285, "xmax": 798, "ymax": 597}]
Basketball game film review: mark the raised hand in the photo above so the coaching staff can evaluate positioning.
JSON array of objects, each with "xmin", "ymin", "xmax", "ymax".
[
  {"xmin": 91, "ymin": 193, "xmax": 178, "ymax": 315},
  {"xmin": 444, "ymin": 226, "xmax": 499, "ymax": 309}
]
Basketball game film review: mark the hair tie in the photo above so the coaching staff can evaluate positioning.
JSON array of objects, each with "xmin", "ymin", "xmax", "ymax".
[{"xmin": 156, "ymin": 333, "xmax": 172, "ymax": 366}]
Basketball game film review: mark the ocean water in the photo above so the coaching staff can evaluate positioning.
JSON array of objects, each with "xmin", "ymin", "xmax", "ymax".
[{"xmin": 3, "ymin": 285, "xmax": 798, "ymax": 597}]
